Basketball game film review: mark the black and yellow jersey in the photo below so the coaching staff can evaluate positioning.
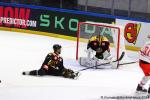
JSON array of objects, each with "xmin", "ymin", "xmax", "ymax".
[{"xmin": 41, "ymin": 52, "xmax": 64, "ymax": 71}]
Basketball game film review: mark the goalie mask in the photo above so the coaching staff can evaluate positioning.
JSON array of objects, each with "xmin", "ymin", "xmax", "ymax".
[
  {"xmin": 53, "ymin": 44, "xmax": 62, "ymax": 54},
  {"xmin": 96, "ymin": 35, "xmax": 109, "ymax": 44}
]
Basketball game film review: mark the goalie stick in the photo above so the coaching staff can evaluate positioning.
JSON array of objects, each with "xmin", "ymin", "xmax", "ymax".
[
  {"xmin": 119, "ymin": 61, "xmax": 138, "ymax": 66},
  {"xmin": 96, "ymin": 61, "xmax": 138, "ymax": 70},
  {"xmin": 78, "ymin": 52, "xmax": 125, "ymax": 72}
]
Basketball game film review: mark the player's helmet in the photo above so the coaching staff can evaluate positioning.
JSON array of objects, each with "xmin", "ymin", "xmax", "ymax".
[{"xmin": 53, "ymin": 44, "xmax": 62, "ymax": 52}]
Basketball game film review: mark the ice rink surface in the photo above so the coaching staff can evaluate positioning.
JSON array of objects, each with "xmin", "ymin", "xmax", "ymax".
[{"xmin": 0, "ymin": 30, "xmax": 148, "ymax": 100}]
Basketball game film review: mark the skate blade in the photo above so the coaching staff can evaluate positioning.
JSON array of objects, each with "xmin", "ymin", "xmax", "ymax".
[{"xmin": 135, "ymin": 91, "xmax": 148, "ymax": 95}]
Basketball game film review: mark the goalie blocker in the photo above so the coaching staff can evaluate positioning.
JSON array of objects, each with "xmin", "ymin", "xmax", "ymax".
[{"xmin": 79, "ymin": 35, "xmax": 118, "ymax": 69}]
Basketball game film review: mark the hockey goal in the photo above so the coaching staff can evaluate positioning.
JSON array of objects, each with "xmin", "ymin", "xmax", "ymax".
[{"xmin": 76, "ymin": 22, "xmax": 126, "ymax": 64}]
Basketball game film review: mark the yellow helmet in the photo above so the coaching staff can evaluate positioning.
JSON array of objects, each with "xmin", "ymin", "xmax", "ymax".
[
  {"xmin": 101, "ymin": 36, "xmax": 109, "ymax": 42},
  {"xmin": 96, "ymin": 35, "xmax": 108, "ymax": 43},
  {"xmin": 89, "ymin": 35, "xmax": 109, "ymax": 43},
  {"xmin": 89, "ymin": 36, "xmax": 97, "ymax": 42}
]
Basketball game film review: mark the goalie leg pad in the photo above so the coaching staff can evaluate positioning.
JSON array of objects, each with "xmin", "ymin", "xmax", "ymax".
[
  {"xmin": 96, "ymin": 59, "xmax": 118, "ymax": 69},
  {"xmin": 79, "ymin": 57, "xmax": 97, "ymax": 67},
  {"xmin": 110, "ymin": 62, "xmax": 118, "ymax": 69},
  {"xmin": 96, "ymin": 59, "xmax": 112, "ymax": 69}
]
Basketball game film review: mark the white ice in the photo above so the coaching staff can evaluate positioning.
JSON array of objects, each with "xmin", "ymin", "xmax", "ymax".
[{"xmin": 0, "ymin": 30, "xmax": 148, "ymax": 100}]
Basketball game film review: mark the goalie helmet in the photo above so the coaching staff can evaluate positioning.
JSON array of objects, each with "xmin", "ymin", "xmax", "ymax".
[
  {"xmin": 96, "ymin": 35, "xmax": 109, "ymax": 44},
  {"xmin": 53, "ymin": 44, "xmax": 62, "ymax": 53},
  {"xmin": 101, "ymin": 36, "xmax": 109, "ymax": 42},
  {"xmin": 89, "ymin": 35, "xmax": 108, "ymax": 41}
]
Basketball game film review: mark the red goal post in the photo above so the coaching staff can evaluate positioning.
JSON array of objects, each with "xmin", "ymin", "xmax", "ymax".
[{"xmin": 76, "ymin": 22, "xmax": 126, "ymax": 63}]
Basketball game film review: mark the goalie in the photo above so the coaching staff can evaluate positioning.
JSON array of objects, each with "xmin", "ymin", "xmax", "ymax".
[
  {"xmin": 22, "ymin": 44, "xmax": 79, "ymax": 79},
  {"xmin": 79, "ymin": 35, "xmax": 117, "ymax": 69}
]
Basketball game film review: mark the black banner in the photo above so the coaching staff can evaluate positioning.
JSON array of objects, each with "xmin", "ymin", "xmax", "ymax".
[{"xmin": 0, "ymin": 3, "xmax": 115, "ymax": 37}]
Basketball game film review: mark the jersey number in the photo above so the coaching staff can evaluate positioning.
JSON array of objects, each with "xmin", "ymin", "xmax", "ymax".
[{"xmin": 143, "ymin": 46, "xmax": 150, "ymax": 56}]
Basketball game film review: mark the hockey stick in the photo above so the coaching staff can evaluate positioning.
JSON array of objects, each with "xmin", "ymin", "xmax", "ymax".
[
  {"xmin": 96, "ymin": 61, "xmax": 138, "ymax": 69},
  {"xmin": 119, "ymin": 61, "xmax": 138, "ymax": 66},
  {"xmin": 78, "ymin": 52, "xmax": 125, "ymax": 72}
]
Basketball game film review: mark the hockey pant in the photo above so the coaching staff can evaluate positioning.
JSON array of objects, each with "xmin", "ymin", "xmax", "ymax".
[
  {"xmin": 28, "ymin": 68, "xmax": 76, "ymax": 79},
  {"xmin": 140, "ymin": 61, "xmax": 150, "ymax": 76},
  {"xmin": 28, "ymin": 67, "xmax": 62, "ymax": 76}
]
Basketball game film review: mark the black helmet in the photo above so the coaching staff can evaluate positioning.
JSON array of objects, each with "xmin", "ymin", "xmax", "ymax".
[{"xmin": 53, "ymin": 44, "xmax": 62, "ymax": 51}]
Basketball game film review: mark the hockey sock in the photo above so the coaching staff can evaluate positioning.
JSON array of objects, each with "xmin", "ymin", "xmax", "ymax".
[
  {"xmin": 29, "ymin": 70, "xmax": 38, "ymax": 75},
  {"xmin": 140, "ymin": 76, "xmax": 150, "ymax": 86}
]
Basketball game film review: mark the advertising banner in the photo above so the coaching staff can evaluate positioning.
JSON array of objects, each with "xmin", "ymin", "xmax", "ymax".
[
  {"xmin": 0, "ymin": 3, "xmax": 115, "ymax": 37},
  {"xmin": 116, "ymin": 19, "xmax": 150, "ymax": 48}
]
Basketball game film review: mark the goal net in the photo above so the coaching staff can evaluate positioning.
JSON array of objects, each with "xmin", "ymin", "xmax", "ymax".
[{"xmin": 76, "ymin": 22, "xmax": 127, "ymax": 65}]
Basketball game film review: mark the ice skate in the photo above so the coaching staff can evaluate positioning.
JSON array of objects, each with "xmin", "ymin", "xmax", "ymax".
[
  {"xmin": 22, "ymin": 71, "xmax": 30, "ymax": 75},
  {"xmin": 148, "ymin": 87, "xmax": 150, "ymax": 94},
  {"xmin": 136, "ymin": 84, "xmax": 147, "ymax": 93}
]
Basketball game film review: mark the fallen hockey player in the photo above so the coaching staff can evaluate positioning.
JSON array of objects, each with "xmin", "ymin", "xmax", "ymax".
[
  {"xmin": 79, "ymin": 35, "xmax": 118, "ymax": 69},
  {"xmin": 23, "ymin": 44, "xmax": 79, "ymax": 79},
  {"xmin": 136, "ymin": 41, "xmax": 150, "ymax": 93}
]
